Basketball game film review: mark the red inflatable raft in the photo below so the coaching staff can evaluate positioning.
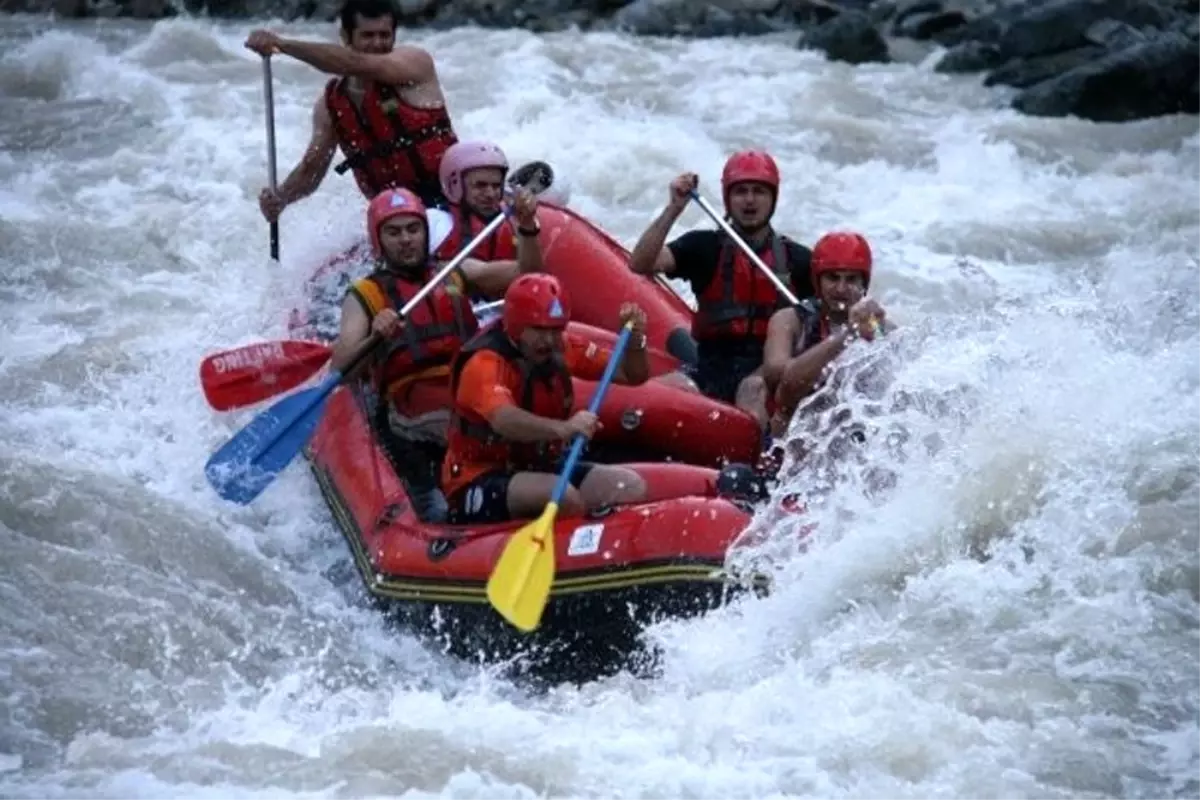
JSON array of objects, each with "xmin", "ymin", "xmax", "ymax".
[
  {"xmin": 289, "ymin": 201, "xmax": 762, "ymax": 470},
  {"xmin": 287, "ymin": 204, "xmax": 768, "ymax": 683}
]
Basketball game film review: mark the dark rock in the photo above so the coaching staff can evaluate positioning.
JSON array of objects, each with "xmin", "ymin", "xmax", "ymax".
[
  {"xmin": 934, "ymin": 39, "xmax": 1005, "ymax": 71},
  {"xmin": 999, "ymin": 0, "xmax": 1174, "ymax": 59},
  {"xmin": 781, "ymin": 0, "xmax": 845, "ymax": 25},
  {"xmin": 1083, "ymin": 17, "xmax": 1149, "ymax": 48},
  {"xmin": 985, "ymin": 43, "xmax": 1103, "ymax": 87},
  {"xmin": 895, "ymin": 8, "xmax": 968, "ymax": 38},
  {"xmin": 609, "ymin": 0, "xmax": 781, "ymax": 37},
  {"xmin": 799, "ymin": 9, "xmax": 892, "ymax": 63},
  {"xmin": 1013, "ymin": 31, "xmax": 1200, "ymax": 120}
]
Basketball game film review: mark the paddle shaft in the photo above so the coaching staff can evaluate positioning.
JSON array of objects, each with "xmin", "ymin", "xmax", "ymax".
[
  {"xmin": 689, "ymin": 190, "xmax": 799, "ymax": 305},
  {"xmin": 548, "ymin": 324, "xmax": 635, "ymax": 507},
  {"xmin": 262, "ymin": 57, "xmax": 280, "ymax": 261}
]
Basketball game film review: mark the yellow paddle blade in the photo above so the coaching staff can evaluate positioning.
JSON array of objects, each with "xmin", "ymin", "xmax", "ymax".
[{"xmin": 486, "ymin": 502, "xmax": 559, "ymax": 633}]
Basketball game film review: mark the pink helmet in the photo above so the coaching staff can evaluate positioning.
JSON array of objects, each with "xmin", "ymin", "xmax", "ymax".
[
  {"xmin": 367, "ymin": 188, "xmax": 426, "ymax": 257},
  {"xmin": 439, "ymin": 140, "xmax": 509, "ymax": 205}
]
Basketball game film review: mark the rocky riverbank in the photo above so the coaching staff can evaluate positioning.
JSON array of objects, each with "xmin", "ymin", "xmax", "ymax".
[{"xmin": 9, "ymin": 0, "xmax": 1199, "ymax": 123}]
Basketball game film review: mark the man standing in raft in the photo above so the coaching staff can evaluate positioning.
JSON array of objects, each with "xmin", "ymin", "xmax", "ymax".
[
  {"xmin": 327, "ymin": 186, "xmax": 544, "ymax": 520},
  {"xmin": 245, "ymin": 0, "xmax": 459, "ymax": 222},
  {"xmin": 628, "ymin": 150, "xmax": 814, "ymax": 431},
  {"xmin": 761, "ymin": 231, "xmax": 892, "ymax": 440},
  {"xmin": 434, "ymin": 140, "xmax": 544, "ymax": 315},
  {"xmin": 442, "ymin": 274, "xmax": 652, "ymax": 524}
]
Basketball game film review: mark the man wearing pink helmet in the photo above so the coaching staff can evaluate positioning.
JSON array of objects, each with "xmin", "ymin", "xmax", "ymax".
[
  {"xmin": 629, "ymin": 150, "xmax": 815, "ymax": 431},
  {"xmin": 327, "ymin": 186, "xmax": 539, "ymax": 522},
  {"xmin": 246, "ymin": 0, "xmax": 459, "ymax": 224},
  {"xmin": 432, "ymin": 140, "xmax": 545, "ymax": 311}
]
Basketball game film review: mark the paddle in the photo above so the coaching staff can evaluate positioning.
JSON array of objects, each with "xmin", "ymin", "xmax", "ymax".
[
  {"xmin": 262, "ymin": 56, "xmax": 280, "ymax": 261},
  {"xmin": 690, "ymin": 190, "xmax": 883, "ymax": 336},
  {"xmin": 486, "ymin": 321, "xmax": 636, "ymax": 633},
  {"xmin": 199, "ymin": 298, "xmax": 507, "ymax": 411},
  {"xmin": 204, "ymin": 192, "xmax": 542, "ymax": 505},
  {"xmin": 200, "ymin": 340, "xmax": 332, "ymax": 411},
  {"xmin": 689, "ymin": 190, "xmax": 799, "ymax": 305}
]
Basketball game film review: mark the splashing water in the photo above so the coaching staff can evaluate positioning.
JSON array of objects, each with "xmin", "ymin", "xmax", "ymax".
[{"xmin": 1, "ymin": 15, "xmax": 1197, "ymax": 799}]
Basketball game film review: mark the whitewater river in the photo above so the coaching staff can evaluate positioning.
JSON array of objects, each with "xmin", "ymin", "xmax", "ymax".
[{"xmin": 1, "ymin": 14, "xmax": 1197, "ymax": 798}]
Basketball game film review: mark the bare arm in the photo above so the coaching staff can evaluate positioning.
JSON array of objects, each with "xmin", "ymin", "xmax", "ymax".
[
  {"xmin": 488, "ymin": 405, "xmax": 567, "ymax": 443},
  {"xmin": 629, "ymin": 204, "xmax": 684, "ymax": 275},
  {"xmin": 329, "ymin": 295, "xmax": 371, "ymax": 373},
  {"xmin": 458, "ymin": 227, "xmax": 544, "ymax": 299},
  {"xmin": 761, "ymin": 308, "xmax": 800, "ymax": 392},
  {"xmin": 276, "ymin": 39, "xmax": 434, "ymax": 87},
  {"xmin": 612, "ymin": 340, "xmax": 650, "ymax": 386},
  {"xmin": 276, "ymin": 98, "xmax": 337, "ymax": 205},
  {"xmin": 775, "ymin": 328, "xmax": 851, "ymax": 411}
]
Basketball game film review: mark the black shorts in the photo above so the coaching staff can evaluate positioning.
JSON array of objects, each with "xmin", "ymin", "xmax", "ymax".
[
  {"xmin": 681, "ymin": 347, "xmax": 764, "ymax": 405},
  {"xmin": 447, "ymin": 460, "xmax": 597, "ymax": 525}
]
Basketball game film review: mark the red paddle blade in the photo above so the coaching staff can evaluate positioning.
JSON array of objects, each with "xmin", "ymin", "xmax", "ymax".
[{"xmin": 200, "ymin": 340, "xmax": 331, "ymax": 411}]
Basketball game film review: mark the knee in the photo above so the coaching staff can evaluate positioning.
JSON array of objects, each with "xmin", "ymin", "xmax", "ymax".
[
  {"xmin": 656, "ymin": 371, "xmax": 700, "ymax": 394},
  {"xmin": 611, "ymin": 467, "xmax": 647, "ymax": 504},
  {"xmin": 560, "ymin": 486, "xmax": 586, "ymax": 517}
]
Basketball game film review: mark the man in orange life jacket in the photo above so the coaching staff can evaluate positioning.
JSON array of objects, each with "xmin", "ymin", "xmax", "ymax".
[
  {"xmin": 245, "ymin": 0, "xmax": 459, "ymax": 222},
  {"xmin": 628, "ymin": 150, "xmax": 814, "ymax": 431},
  {"xmin": 441, "ymin": 274, "xmax": 652, "ymax": 524},
  {"xmin": 761, "ymin": 231, "xmax": 892, "ymax": 440},
  {"xmin": 433, "ymin": 140, "xmax": 543, "ymax": 316},
  {"xmin": 327, "ymin": 186, "xmax": 542, "ymax": 521}
]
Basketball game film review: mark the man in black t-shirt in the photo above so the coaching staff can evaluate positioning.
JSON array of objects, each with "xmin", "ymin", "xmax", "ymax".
[{"xmin": 628, "ymin": 150, "xmax": 814, "ymax": 430}]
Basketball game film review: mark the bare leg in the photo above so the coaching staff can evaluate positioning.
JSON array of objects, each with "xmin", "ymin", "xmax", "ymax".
[
  {"xmin": 579, "ymin": 464, "xmax": 647, "ymax": 509},
  {"xmin": 506, "ymin": 472, "xmax": 585, "ymax": 519},
  {"xmin": 735, "ymin": 370, "xmax": 770, "ymax": 431},
  {"xmin": 654, "ymin": 370, "xmax": 701, "ymax": 394}
]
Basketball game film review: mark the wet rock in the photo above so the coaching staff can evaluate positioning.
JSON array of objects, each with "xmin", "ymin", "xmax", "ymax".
[
  {"xmin": 1013, "ymin": 31, "xmax": 1200, "ymax": 120},
  {"xmin": 610, "ymin": 0, "xmax": 780, "ymax": 37},
  {"xmin": 985, "ymin": 43, "xmax": 1104, "ymax": 87},
  {"xmin": 1083, "ymin": 17, "xmax": 1149, "ymax": 48},
  {"xmin": 999, "ymin": 0, "xmax": 1174, "ymax": 59},
  {"xmin": 798, "ymin": 9, "xmax": 892, "ymax": 63},
  {"xmin": 934, "ymin": 39, "xmax": 1005, "ymax": 71}
]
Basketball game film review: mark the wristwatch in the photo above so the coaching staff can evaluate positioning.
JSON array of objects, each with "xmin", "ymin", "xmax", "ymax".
[
  {"xmin": 517, "ymin": 221, "xmax": 541, "ymax": 237},
  {"xmin": 629, "ymin": 332, "xmax": 647, "ymax": 351}
]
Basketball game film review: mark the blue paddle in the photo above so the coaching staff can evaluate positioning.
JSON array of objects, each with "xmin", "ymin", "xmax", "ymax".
[{"xmin": 204, "ymin": 191, "xmax": 542, "ymax": 505}]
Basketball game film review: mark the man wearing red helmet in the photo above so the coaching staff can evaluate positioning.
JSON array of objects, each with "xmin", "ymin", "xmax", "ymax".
[
  {"xmin": 432, "ymin": 140, "xmax": 544, "ymax": 317},
  {"xmin": 246, "ymin": 0, "xmax": 459, "ymax": 223},
  {"xmin": 327, "ymin": 187, "xmax": 541, "ymax": 521},
  {"xmin": 762, "ymin": 231, "xmax": 891, "ymax": 438},
  {"xmin": 629, "ymin": 150, "xmax": 814, "ymax": 430},
  {"xmin": 441, "ymin": 274, "xmax": 652, "ymax": 524}
]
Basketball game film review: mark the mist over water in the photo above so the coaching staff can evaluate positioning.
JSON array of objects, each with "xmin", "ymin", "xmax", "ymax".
[{"xmin": 1, "ymin": 14, "xmax": 1197, "ymax": 799}]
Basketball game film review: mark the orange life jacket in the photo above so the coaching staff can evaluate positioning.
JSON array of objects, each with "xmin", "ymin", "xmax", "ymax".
[
  {"xmin": 350, "ymin": 267, "xmax": 477, "ymax": 400},
  {"xmin": 692, "ymin": 231, "xmax": 796, "ymax": 343},
  {"xmin": 444, "ymin": 324, "xmax": 574, "ymax": 474},
  {"xmin": 324, "ymin": 78, "xmax": 457, "ymax": 204},
  {"xmin": 434, "ymin": 203, "xmax": 519, "ymax": 269}
]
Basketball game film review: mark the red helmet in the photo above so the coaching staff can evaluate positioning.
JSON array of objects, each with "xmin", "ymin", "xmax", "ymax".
[
  {"xmin": 503, "ymin": 274, "xmax": 571, "ymax": 340},
  {"xmin": 721, "ymin": 150, "xmax": 780, "ymax": 212},
  {"xmin": 367, "ymin": 188, "xmax": 427, "ymax": 256},
  {"xmin": 811, "ymin": 231, "xmax": 873, "ymax": 288}
]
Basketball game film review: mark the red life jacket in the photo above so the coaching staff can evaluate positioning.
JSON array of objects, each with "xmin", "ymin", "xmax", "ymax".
[
  {"xmin": 434, "ymin": 203, "xmax": 518, "ymax": 267},
  {"xmin": 324, "ymin": 78, "xmax": 457, "ymax": 202},
  {"xmin": 444, "ymin": 324, "xmax": 574, "ymax": 474},
  {"xmin": 692, "ymin": 231, "xmax": 796, "ymax": 343},
  {"xmin": 350, "ymin": 267, "xmax": 478, "ymax": 400}
]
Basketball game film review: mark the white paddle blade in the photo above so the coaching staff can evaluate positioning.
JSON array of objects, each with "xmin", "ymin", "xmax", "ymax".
[{"xmin": 426, "ymin": 208, "xmax": 454, "ymax": 256}]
